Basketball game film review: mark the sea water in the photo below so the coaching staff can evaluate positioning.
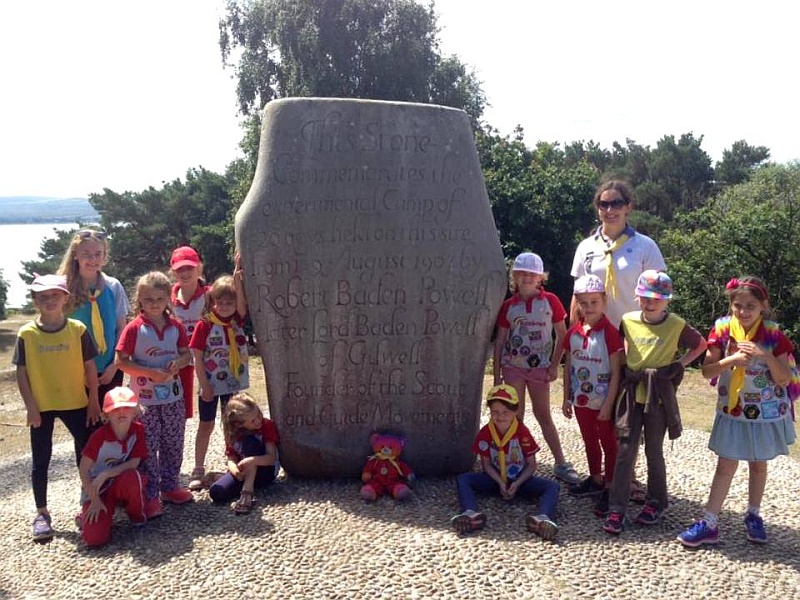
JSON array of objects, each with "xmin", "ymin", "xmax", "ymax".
[{"xmin": 0, "ymin": 223, "xmax": 74, "ymax": 308}]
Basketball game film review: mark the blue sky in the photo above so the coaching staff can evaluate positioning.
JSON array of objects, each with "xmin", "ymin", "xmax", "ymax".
[{"xmin": 1, "ymin": 0, "xmax": 797, "ymax": 198}]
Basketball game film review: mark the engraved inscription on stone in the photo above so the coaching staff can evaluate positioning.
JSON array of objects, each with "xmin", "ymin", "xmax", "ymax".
[{"xmin": 236, "ymin": 99, "xmax": 506, "ymax": 477}]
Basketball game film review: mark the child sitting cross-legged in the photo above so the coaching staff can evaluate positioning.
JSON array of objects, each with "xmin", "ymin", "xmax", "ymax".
[{"xmin": 451, "ymin": 384, "xmax": 561, "ymax": 540}]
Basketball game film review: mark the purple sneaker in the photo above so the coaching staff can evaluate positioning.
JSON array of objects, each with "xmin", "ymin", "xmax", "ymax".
[
  {"xmin": 32, "ymin": 513, "xmax": 54, "ymax": 543},
  {"xmin": 677, "ymin": 520, "xmax": 719, "ymax": 547}
]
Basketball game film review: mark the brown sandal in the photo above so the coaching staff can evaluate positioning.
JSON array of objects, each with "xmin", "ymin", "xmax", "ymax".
[
  {"xmin": 232, "ymin": 490, "xmax": 255, "ymax": 514},
  {"xmin": 630, "ymin": 479, "xmax": 647, "ymax": 504}
]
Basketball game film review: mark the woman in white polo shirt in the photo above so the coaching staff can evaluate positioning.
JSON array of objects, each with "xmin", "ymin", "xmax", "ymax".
[{"xmin": 570, "ymin": 180, "xmax": 666, "ymax": 328}]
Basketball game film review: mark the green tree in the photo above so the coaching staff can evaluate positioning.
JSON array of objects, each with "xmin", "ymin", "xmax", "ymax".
[
  {"xmin": 477, "ymin": 128, "xmax": 599, "ymax": 302},
  {"xmin": 600, "ymin": 134, "xmax": 715, "ymax": 223},
  {"xmin": 564, "ymin": 140, "xmax": 612, "ymax": 173},
  {"xmin": 661, "ymin": 163, "xmax": 800, "ymax": 341},
  {"xmin": 714, "ymin": 139, "xmax": 771, "ymax": 187},
  {"xmin": 23, "ymin": 169, "xmax": 238, "ymax": 302},
  {"xmin": 607, "ymin": 138, "xmax": 651, "ymax": 185},
  {"xmin": 85, "ymin": 168, "xmax": 236, "ymax": 288},
  {"xmin": 220, "ymin": 0, "xmax": 485, "ymax": 124},
  {"xmin": 20, "ymin": 227, "xmax": 78, "ymax": 285},
  {"xmin": 647, "ymin": 133, "xmax": 714, "ymax": 216}
]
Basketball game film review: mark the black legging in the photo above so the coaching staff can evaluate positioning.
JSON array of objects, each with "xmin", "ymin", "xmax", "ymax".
[{"xmin": 30, "ymin": 408, "xmax": 88, "ymax": 509}]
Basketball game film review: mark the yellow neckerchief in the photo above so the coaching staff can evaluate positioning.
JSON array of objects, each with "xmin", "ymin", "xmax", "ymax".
[
  {"xmin": 208, "ymin": 312, "xmax": 241, "ymax": 378},
  {"xmin": 727, "ymin": 315, "xmax": 762, "ymax": 411},
  {"xmin": 601, "ymin": 229, "xmax": 630, "ymax": 301},
  {"xmin": 488, "ymin": 418, "xmax": 519, "ymax": 483},
  {"xmin": 89, "ymin": 289, "xmax": 107, "ymax": 354},
  {"xmin": 368, "ymin": 452, "xmax": 404, "ymax": 477}
]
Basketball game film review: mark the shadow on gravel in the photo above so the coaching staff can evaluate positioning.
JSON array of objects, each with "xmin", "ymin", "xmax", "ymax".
[
  {"xmin": 262, "ymin": 469, "xmax": 800, "ymax": 573},
  {"xmin": 70, "ymin": 498, "xmax": 278, "ymax": 568},
  {"xmin": 6, "ymin": 446, "xmax": 799, "ymax": 574}
]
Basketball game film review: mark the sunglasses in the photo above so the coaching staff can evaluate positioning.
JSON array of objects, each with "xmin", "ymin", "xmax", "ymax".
[
  {"xmin": 76, "ymin": 229, "xmax": 107, "ymax": 240},
  {"xmin": 597, "ymin": 199, "xmax": 628, "ymax": 211}
]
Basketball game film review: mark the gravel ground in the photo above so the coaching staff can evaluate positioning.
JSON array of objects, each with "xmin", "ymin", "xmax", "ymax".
[{"xmin": 1, "ymin": 407, "xmax": 798, "ymax": 600}]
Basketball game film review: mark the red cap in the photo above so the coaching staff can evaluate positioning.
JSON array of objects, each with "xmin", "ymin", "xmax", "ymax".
[
  {"xmin": 170, "ymin": 246, "xmax": 201, "ymax": 270},
  {"xmin": 103, "ymin": 387, "xmax": 139, "ymax": 413}
]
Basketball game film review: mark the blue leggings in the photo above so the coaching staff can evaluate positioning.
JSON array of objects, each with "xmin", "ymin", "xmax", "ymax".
[
  {"xmin": 456, "ymin": 471, "xmax": 560, "ymax": 519},
  {"xmin": 209, "ymin": 435, "xmax": 276, "ymax": 503},
  {"xmin": 30, "ymin": 408, "xmax": 88, "ymax": 509}
]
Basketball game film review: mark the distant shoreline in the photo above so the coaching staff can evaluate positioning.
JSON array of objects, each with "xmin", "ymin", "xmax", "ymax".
[
  {"xmin": 0, "ymin": 218, "xmax": 98, "ymax": 224},
  {"xmin": 0, "ymin": 218, "xmax": 97, "ymax": 223},
  {"xmin": 0, "ymin": 197, "xmax": 98, "ymax": 224}
]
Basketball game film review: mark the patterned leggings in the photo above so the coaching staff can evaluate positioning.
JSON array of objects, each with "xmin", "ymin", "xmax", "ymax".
[{"xmin": 140, "ymin": 401, "xmax": 186, "ymax": 499}]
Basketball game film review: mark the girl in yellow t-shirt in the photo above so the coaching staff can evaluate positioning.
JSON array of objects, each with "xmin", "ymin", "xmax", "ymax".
[{"xmin": 14, "ymin": 274, "xmax": 100, "ymax": 542}]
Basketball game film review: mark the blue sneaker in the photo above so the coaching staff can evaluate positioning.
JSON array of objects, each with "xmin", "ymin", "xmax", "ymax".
[
  {"xmin": 554, "ymin": 462, "xmax": 581, "ymax": 485},
  {"xmin": 744, "ymin": 512, "xmax": 767, "ymax": 543},
  {"xmin": 677, "ymin": 520, "xmax": 719, "ymax": 547}
]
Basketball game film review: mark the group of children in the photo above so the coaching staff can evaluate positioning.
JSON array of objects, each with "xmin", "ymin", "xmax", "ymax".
[
  {"xmin": 16, "ymin": 230, "xmax": 279, "ymax": 546},
  {"xmin": 453, "ymin": 252, "xmax": 797, "ymax": 546},
  {"xmin": 15, "ymin": 229, "xmax": 797, "ymax": 550}
]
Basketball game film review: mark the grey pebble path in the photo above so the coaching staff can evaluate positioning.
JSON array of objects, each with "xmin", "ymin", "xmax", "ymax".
[{"xmin": 1, "ymin": 404, "xmax": 798, "ymax": 599}]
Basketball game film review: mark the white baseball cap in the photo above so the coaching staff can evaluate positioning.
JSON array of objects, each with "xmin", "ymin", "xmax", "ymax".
[
  {"xmin": 574, "ymin": 274, "xmax": 605, "ymax": 295},
  {"xmin": 512, "ymin": 252, "xmax": 544, "ymax": 274}
]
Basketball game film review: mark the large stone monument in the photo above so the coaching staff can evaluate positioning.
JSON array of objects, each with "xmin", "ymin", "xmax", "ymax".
[{"xmin": 236, "ymin": 98, "xmax": 506, "ymax": 477}]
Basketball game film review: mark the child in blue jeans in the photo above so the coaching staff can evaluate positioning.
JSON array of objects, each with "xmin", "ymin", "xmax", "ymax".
[{"xmin": 451, "ymin": 384, "xmax": 561, "ymax": 540}]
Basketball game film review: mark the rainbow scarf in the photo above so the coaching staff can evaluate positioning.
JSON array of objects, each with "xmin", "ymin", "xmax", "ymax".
[
  {"xmin": 727, "ymin": 315, "xmax": 762, "ymax": 411},
  {"xmin": 713, "ymin": 316, "xmax": 800, "ymax": 416},
  {"xmin": 208, "ymin": 312, "xmax": 241, "ymax": 378},
  {"xmin": 488, "ymin": 418, "xmax": 519, "ymax": 484}
]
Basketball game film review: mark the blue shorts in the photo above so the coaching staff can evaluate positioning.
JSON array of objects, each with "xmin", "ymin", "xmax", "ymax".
[{"xmin": 198, "ymin": 394, "xmax": 232, "ymax": 423}]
